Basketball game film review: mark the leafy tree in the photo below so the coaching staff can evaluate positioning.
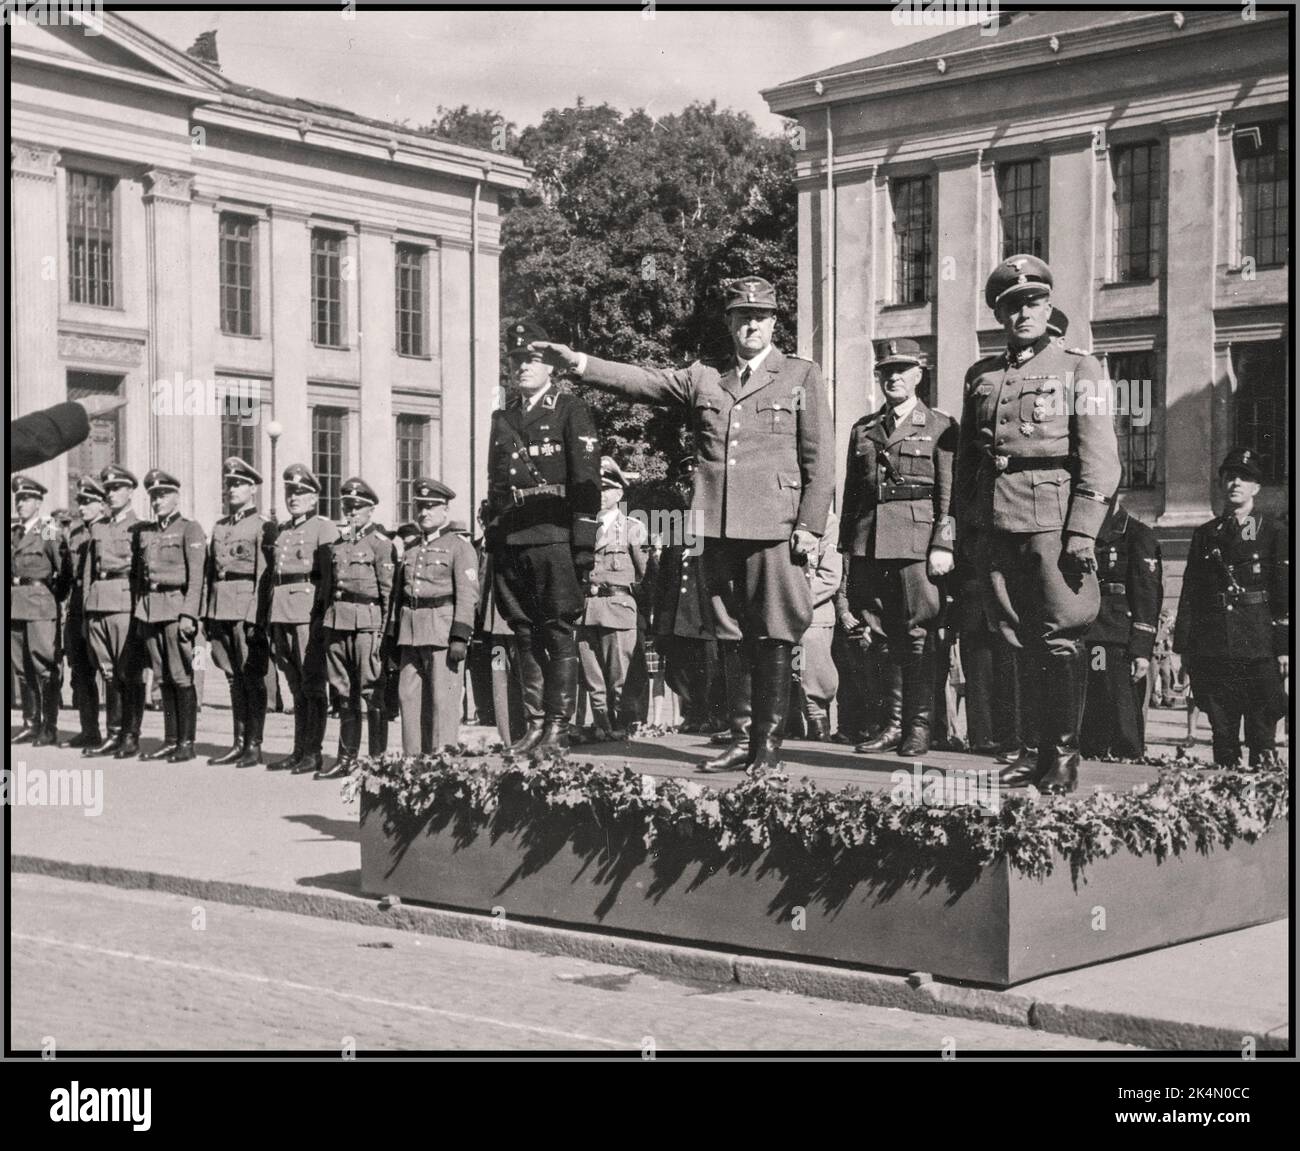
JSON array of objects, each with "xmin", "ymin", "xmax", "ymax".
[{"xmin": 418, "ymin": 104, "xmax": 521, "ymax": 155}]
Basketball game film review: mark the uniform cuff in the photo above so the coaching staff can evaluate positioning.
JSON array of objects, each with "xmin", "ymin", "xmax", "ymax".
[
  {"xmin": 930, "ymin": 515, "xmax": 956, "ymax": 551},
  {"xmin": 574, "ymin": 351, "xmax": 588, "ymax": 377},
  {"xmin": 449, "ymin": 622, "xmax": 473, "ymax": 644}
]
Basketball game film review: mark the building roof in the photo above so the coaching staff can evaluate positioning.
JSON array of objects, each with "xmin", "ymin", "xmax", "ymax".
[{"xmin": 789, "ymin": 9, "xmax": 1157, "ymax": 83}]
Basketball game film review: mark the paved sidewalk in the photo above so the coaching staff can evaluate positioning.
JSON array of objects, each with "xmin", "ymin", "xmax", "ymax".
[{"xmin": 6, "ymin": 705, "xmax": 1290, "ymax": 1052}]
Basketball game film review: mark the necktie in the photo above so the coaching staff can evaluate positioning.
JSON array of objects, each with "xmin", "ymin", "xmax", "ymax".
[
  {"xmin": 739, "ymin": 365, "xmax": 751, "ymax": 388},
  {"xmin": 883, "ymin": 410, "xmax": 896, "ymax": 437}
]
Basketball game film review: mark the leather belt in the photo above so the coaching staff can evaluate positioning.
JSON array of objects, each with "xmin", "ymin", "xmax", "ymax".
[
  {"xmin": 147, "ymin": 582, "xmax": 183, "ymax": 592},
  {"xmin": 405, "ymin": 594, "xmax": 453, "ymax": 609},
  {"xmin": 878, "ymin": 484, "xmax": 935, "ymax": 502},
  {"xmin": 1212, "ymin": 590, "xmax": 1269, "ymax": 607},
  {"xmin": 215, "ymin": 571, "xmax": 254, "ymax": 582},
  {"xmin": 96, "ymin": 570, "xmax": 131, "ymax": 580},
  {"xmin": 986, "ymin": 453, "xmax": 1074, "ymax": 474},
  {"xmin": 510, "ymin": 483, "xmax": 566, "ymax": 505},
  {"xmin": 11, "ymin": 577, "xmax": 51, "ymax": 587},
  {"xmin": 588, "ymin": 584, "xmax": 632, "ymax": 597},
  {"xmin": 333, "ymin": 591, "xmax": 380, "ymax": 604},
  {"xmin": 275, "ymin": 573, "xmax": 312, "ymax": 586},
  {"xmin": 1100, "ymin": 582, "xmax": 1127, "ymax": 595}
]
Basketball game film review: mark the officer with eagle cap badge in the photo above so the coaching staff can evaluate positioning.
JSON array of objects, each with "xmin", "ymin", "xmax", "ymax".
[
  {"xmin": 958, "ymin": 255, "xmax": 1120, "ymax": 793},
  {"xmin": 319, "ymin": 476, "xmax": 396, "ymax": 777},
  {"xmin": 486, "ymin": 320, "xmax": 602, "ymax": 755},
  {"xmin": 63, "ymin": 474, "xmax": 108, "ymax": 751},
  {"xmin": 388, "ymin": 478, "xmax": 478, "ymax": 754}
]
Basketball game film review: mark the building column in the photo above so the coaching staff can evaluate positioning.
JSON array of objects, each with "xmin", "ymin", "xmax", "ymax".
[
  {"xmin": 358, "ymin": 223, "xmax": 395, "ymax": 518},
  {"xmin": 269, "ymin": 208, "xmax": 311, "ymax": 500},
  {"xmin": 439, "ymin": 237, "xmax": 473, "ymax": 526},
  {"xmin": 935, "ymin": 155, "xmax": 982, "ymax": 416},
  {"xmin": 190, "ymin": 194, "xmax": 222, "ymax": 528},
  {"xmin": 1159, "ymin": 115, "xmax": 1219, "ymax": 527},
  {"xmin": 10, "ymin": 141, "xmax": 64, "ymax": 497},
  {"xmin": 143, "ymin": 168, "xmax": 195, "ymax": 498},
  {"xmin": 832, "ymin": 170, "xmax": 874, "ymax": 501},
  {"xmin": 1046, "ymin": 136, "xmax": 1097, "ymax": 348},
  {"xmin": 474, "ymin": 239, "xmax": 503, "ymax": 524}
]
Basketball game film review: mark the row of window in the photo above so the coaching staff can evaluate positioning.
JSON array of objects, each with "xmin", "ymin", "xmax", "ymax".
[
  {"xmin": 67, "ymin": 172, "xmax": 432, "ymax": 356},
  {"xmin": 891, "ymin": 123, "xmax": 1289, "ymax": 304}
]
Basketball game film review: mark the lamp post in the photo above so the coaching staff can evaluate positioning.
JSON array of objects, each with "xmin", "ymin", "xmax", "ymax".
[{"xmin": 266, "ymin": 419, "xmax": 283, "ymax": 521}]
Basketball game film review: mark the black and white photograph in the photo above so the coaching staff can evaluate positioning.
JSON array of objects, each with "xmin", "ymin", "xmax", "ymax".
[{"xmin": 4, "ymin": 0, "xmax": 1293, "ymax": 1108}]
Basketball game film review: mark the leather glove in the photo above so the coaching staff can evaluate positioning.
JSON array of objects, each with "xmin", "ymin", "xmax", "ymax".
[
  {"xmin": 1064, "ymin": 533, "xmax": 1097, "ymax": 573},
  {"xmin": 572, "ymin": 547, "xmax": 595, "ymax": 580},
  {"xmin": 178, "ymin": 615, "xmax": 198, "ymax": 642},
  {"xmin": 447, "ymin": 638, "xmax": 468, "ymax": 670}
]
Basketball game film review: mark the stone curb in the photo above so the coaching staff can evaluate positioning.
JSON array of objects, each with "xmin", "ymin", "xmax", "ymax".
[{"xmin": 12, "ymin": 855, "xmax": 1288, "ymax": 1053}]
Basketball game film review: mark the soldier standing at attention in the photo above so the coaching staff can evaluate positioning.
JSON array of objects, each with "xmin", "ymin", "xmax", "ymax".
[
  {"xmin": 204, "ymin": 458, "xmax": 274, "ymax": 767},
  {"xmin": 487, "ymin": 320, "xmax": 602, "ymax": 755},
  {"xmin": 577, "ymin": 457, "xmax": 649, "ymax": 741},
  {"xmin": 134, "ymin": 469, "xmax": 207, "ymax": 763},
  {"xmin": 319, "ymin": 477, "xmax": 396, "ymax": 777},
  {"xmin": 63, "ymin": 475, "xmax": 108, "ymax": 751},
  {"xmin": 9, "ymin": 474, "xmax": 71, "ymax": 747},
  {"xmin": 958, "ymin": 255, "xmax": 1120, "ymax": 793},
  {"xmin": 267, "ymin": 464, "xmax": 340, "ymax": 775},
  {"xmin": 1080, "ymin": 500, "xmax": 1163, "ymax": 759},
  {"xmin": 1173, "ymin": 448, "xmax": 1289, "ymax": 767},
  {"xmin": 840, "ymin": 339, "xmax": 957, "ymax": 758},
  {"xmin": 532, "ymin": 277, "xmax": 834, "ymax": 773},
  {"xmin": 84, "ymin": 465, "xmax": 147, "ymax": 758},
  {"xmin": 389, "ymin": 478, "xmax": 478, "ymax": 753}
]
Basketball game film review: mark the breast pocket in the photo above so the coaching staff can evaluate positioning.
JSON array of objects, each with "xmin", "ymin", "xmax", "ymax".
[
  {"xmin": 1021, "ymin": 381, "xmax": 1061, "ymax": 424},
  {"xmin": 758, "ymin": 399, "xmax": 796, "ymax": 435},
  {"xmin": 1031, "ymin": 474, "xmax": 1068, "ymax": 527},
  {"xmin": 897, "ymin": 442, "xmax": 933, "ymax": 479}
]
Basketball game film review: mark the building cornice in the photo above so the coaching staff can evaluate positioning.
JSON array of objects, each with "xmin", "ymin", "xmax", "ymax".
[{"xmin": 9, "ymin": 139, "xmax": 60, "ymax": 181}]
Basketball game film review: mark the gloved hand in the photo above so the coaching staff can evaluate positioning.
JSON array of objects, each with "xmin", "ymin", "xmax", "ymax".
[
  {"xmin": 178, "ymin": 615, "xmax": 198, "ymax": 642},
  {"xmin": 1063, "ymin": 533, "xmax": 1097, "ymax": 573},
  {"xmin": 447, "ymin": 638, "xmax": 468, "ymax": 671},
  {"xmin": 572, "ymin": 547, "xmax": 595, "ymax": 580}
]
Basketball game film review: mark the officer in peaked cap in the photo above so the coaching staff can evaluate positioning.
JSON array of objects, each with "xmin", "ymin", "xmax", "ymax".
[
  {"xmin": 531, "ymin": 275, "xmax": 835, "ymax": 774},
  {"xmin": 484, "ymin": 319, "xmax": 602, "ymax": 756},
  {"xmin": 1174, "ymin": 447, "xmax": 1289, "ymax": 767},
  {"xmin": 958, "ymin": 254, "xmax": 1120, "ymax": 793},
  {"xmin": 317, "ymin": 476, "xmax": 397, "ymax": 778},
  {"xmin": 388, "ymin": 477, "xmax": 479, "ymax": 754},
  {"xmin": 83, "ymin": 463, "xmax": 148, "ymax": 757},
  {"xmin": 134, "ymin": 468, "xmax": 208, "ymax": 763},
  {"xmin": 204, "ymin": 457, "xmax": 274, "ymax": 767},
  {"xmin": 840, "ymin": 338, "xmax": 956, "ymax": 758},
  {"xmin": 10, "ymin": 474, "xmax": 71, "ymax": 746},
  {"xmin": 267, "ymin": 463, "xmax": 340, "ymax": 774},
  {"xmin": 62, "ymin": 475, "xmax": 109, "ymax": 752}
]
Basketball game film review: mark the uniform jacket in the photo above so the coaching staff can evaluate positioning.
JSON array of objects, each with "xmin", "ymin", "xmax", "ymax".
[
  {"xmin": 653, "ymin": 541, "xmax": 714, "ymax": 639},
  {"xmin": 66, "ymin": 515, "xmax": 99, "ymax": 618},
  {"xmin": 583, "ymin": 347, "xmax": 835, "ymax": 540},
  {"xmin": 10, "ymin": 516, "xmax": 70, "ymax": 621},
  {"xmin": 957, "ymin": 337, "xmax": 1120, "ymax": 538},
  {"xmin": 321, "ymin": 522, "xmax": 396, "ymax": 632},
  {"xmin": 133, "ymin": 512, "xmax": 206, "ymax": 624},
  {"xmin": 205, "ymin": 506, "xmax": 274, "ymax": 625},
  {"xmin": 268, "ymin": 514, "xmax": 339, "ymax": 626},
  {"xmin": 581, "ymin": 509, "xmax": 648, "ymax": 630},
  {"xmin": 389, "ymin": 526, "xmax": 479, "ymax": 649},
  {"xmin": 84, "ymin": 509, "xmax": 141, "ymax": 615},
  {"xmin": 1174, "ymin": 509, "xmax": 1290, "ymax": 660},
  {"xmin": 840, "ymin": 399, "xmax": 957, "ymax": 560},
  {"xmin": 1085, "ymin": 506, "xmax": 1162, "ymax": 658},
  {"xmin": 806, "ymin": 513, "xmax": 843, "ymax": 628},
  {"xmin": 487, "ymin": 388, "xmax": 602, "ymax": 550}
]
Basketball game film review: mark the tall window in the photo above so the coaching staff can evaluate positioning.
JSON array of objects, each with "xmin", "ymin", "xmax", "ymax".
[
  {"xmin": 997, "ymin": 159, "xmax": 1046, "ymax": 259},
  {"xmin": 65, "ymin": 371, "xmax": 123, "ymax": 501},
  {"xmin": 395, "ymin": 414, "xmax": 429, "ymax": 522},
  {"xmin": 396, "ymin": 245, "xmax": 426, "ymax": 356},
  {"xmin": 67, "ymin": 170, "xmax": 116, "ymax": 306},
  {"xmin": 1231, "ymin": 341, "xmax": 1288, "ymax": 483},
  {"xmin": 1234, "ymin": 121, "xmax": 1289, "ymax": 267},
  {"xmin": 1107, "ymin": 351, "xmax": 1160, "ymax": 490},
  {"xmin": 891, "ymin": 176, "xmax": 933, "ymax": 304},
  {"xmin": 221, "ymin": 405, "xmax": 261, "ymax": 476},
  {"xmin": 1112, "ymin": 142, "xmax": 1163, "ymax": 281},
  {"xmin": 219, "ymin": 213, "xmax": 256, "ymax": 335},
  {"xmin": 312, "ymin": 407, "xmax": 346, "ymax": 520},
  {"xmin": 311, "ymin": 229, "xmax": 345, "ymax": 347}
]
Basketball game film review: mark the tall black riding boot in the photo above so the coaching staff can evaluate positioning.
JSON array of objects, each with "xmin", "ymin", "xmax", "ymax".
[
  {"xmin": 33, "ymin": 679, "xmax": 62, "ymax": 746},
  {"xmin": 999, "ymin": 650, "xmax": 1045, "ymax": 784},
  {"xmin": 897, "ymin": 640, "xmax": 936, "ymax": 757},
  {"xmin": 88, "ymin": 682, "xmax": 120, "ymax": 757},
  {"xmin": 67, "ymin": 668, "xmax": 100, "ymax": 747},
  {"xmin": 210, "ymin": 676, "xmax": 246, "ymax": 764},
  {"xmin": 747, "ymin": 640, "xmax": 793, "ymax": 773},
  {"xmin": 238, "ymin": 679, "xmax": 266, "ymax": 767},
  {"xmin": 701, "ymin": 640, "xmax": 754, "ymax": 772},
  {"xmin": 535, "ymin": 655, "xmax": 579, "ymax": 755},
  {"xmin": 367, "ymin": 706, "xmax": 388, "ymax": 757},
  {"xmin": 1035, "ymin": 643, "xmax": 1087, "ymax": 793},
  {"xmin": 856, "ymin": 651, "xmax": 903, "ymax": 752},
  {"xmin": 113, "ymin": 682, "xmax": 145, "ymax": 759},
  {"xmin": 269, "ymin": 699, "xmax": 307, "ymax": 770},
  {"xmin": 506, "ymin": 631, "xmax": 547, "ymax": 755},
  {"xmin": 169, "ymin": 686, "xmax": 197, "ymax": 762},
  {"xmin": 141, "ymin": 686, "xmax": 179, "ymax": 760},
  {"xmin": 294, "ymin": 694, "xmax": 328, "ymax": 774},
  {"xmin": 320, "ymin": 709, "xmax": 361, "ymax": 779}
]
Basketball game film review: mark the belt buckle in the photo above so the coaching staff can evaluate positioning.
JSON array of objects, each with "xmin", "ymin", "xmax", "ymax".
[
  {"xmin": 993, "ymin": 454, "xmax": 1010, "ymax": 473},
  {"xmin": 511, "ymin": 488, "xmax": 524, "ymax": 506}
]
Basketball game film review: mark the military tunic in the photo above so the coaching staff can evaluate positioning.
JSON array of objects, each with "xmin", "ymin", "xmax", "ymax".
[
  {"xmin": 840, "ymin": 398, "xmax": 956, "ymax": 652},
  {"xmin": 321, "ymin": 523, "xmax": 396, "ymax": 712},
  {"xmin": 134, "ymin": 511, "xmax": 207, "ymax": 688},
  {"xmin": 1080, "ymin": 506, "xmax": 1163, "ymax": 758},
  {"xmin": 390, "ymin": 525, "xmax": 479, "ymax": 752},
  {"xmin": 85, "ymin": 509, "xmax": 147, "ymax": 722},
  {"xmin": 582, "ymin": 348, "xmax": 834, "ymax": 644},
  {"xmin": 957, "ymin": 336, "xmax": 1121, "ymax": 656},
  {"xmin": 1173, "ymin": 509, "xmax": 1289, "ymax": 765},
  {"xmin": 65, "ymin": 513, "xmax": 103, "ymax": 740},
  {"xmin": 268, "ymin": 513, "xmax": 339, "ymax": 710},
  {"xmin": 9, "ymin": 516, "xmax": 70, "ymax": 698},
  {"xmin": 652, "ymin": 527, "xmax": 718, "ymax": 730},
  {"xmin": 577, "ymin": 509, "xmax": 648, "ymax": 718}
]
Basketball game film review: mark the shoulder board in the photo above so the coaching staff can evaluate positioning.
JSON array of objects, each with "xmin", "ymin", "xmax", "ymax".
[
  {"xmin": 1064, "ymin": 346, "xmax": 1091, "ymax": 357},
  {"xmin": 785, "ymin": 352, "xmax": 812, "ymax": 363},
  {"xmin": 932, "ymin": 407, "xmax": 953, "ymax": 420}
]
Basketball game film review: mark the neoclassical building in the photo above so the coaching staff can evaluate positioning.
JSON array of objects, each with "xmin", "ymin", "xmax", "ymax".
[
  {"xmin": 9, "ymin": 11, "xmax": 528, "ymax": 530},
  {"xmin": 763, "ymin": 7, "xmax": 1289, "ymax": 584}
]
